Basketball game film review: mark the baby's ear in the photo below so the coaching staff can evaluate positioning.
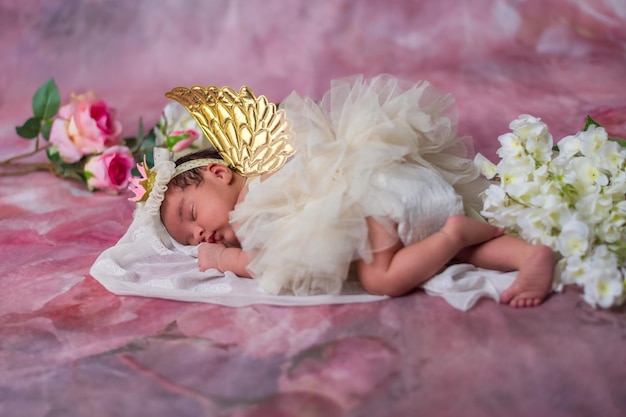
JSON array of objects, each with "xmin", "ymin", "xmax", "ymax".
[{"xmin": 208, "ymin": 163, "xmax": 233, "ymax": 183}]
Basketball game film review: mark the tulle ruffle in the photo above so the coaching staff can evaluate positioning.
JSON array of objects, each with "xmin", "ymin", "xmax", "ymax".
[
  {"xmin": 134, "ymin": 147, "xmax": 176, "ymax": 222},
  {"xmin": 231, "ymin": 74, "xmax": 489, "ymax": 296}
]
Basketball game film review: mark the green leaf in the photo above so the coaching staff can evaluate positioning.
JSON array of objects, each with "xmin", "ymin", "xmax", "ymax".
[
  {"xmin": 46, "ymin": 146, "xmax": 62, "ymax": 163},
  {"xmin": 583, "ymin": 115, "xmax": 601, "ymax": 131},
  {"xmin": 166, "ymin": 134, "xmax": 189, "ymax": 149},
  {"xmin": 32, "ymin": 78, "xmax": 61, "ymax": 120},
  {"xmin": 132, "ymin": 124, "xmax": 156, "ymax": 161},
  {"xmin": 41, "ymin": 119, "xmax": 53, "ymax": 141},
  {"xmin": 144, "ymin": 127, "xmax": 156, "ymax": 146},
  {"xmin": 15, "ymin": 117, "xmax": 42, "ymax": 139},
  {"xmin": 137, "ymin": 118, "xmax": 145, "ymax": 142},
  {"xmin": 124, "ymin": 136, "xmax": 139, "ymax": 150},
  {"xmin": 53, "ymin": 159, "xmax": 87, "ymax": 184},
  {"xmin": 144, "ymin": 149, "xmax": 154, "ymax": 168},
  {"xmin": 61, "ymin": 170, "xmax": 86, "ymax": 183}
]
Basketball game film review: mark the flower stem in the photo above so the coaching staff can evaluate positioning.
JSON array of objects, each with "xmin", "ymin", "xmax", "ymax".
[
  {"xmin": 0, "ymin": 140, "xmax": 51, "ymax": 163},
  {"xmin": 0, "ymin": 162, "xmax": 54, "ymax": 176}
]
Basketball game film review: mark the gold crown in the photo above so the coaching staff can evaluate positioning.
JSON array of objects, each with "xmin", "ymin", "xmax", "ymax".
[{"xmin": 165, "ymin": 85, "xmax": 296, "ymax": 177}]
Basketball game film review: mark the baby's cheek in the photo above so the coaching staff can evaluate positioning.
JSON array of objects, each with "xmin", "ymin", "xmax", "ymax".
[{"xmin": 226, "ymin": 230, "xmax": 241, "ymax": 248}]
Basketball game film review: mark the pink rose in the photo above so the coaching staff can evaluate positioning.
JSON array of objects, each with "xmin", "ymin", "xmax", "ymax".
[
  {"xmin": 50, "ymin": 92, "xmax": 123, "ymax": 163},
  {"xmin": 83, "ymin": 146, "xmax": 135, "ymax": 192}
]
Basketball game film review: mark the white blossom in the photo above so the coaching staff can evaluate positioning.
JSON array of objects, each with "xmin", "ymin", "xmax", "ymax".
[
  {"xmin": 497, "ymin": 156, "xmax": 534, "ymax": 186},
  {"xmin": 554, "ymin": 134, "xmax": 581, "ymax": 159},
  {"xmin": 599, "ymin": 212, "xmax": 625, "ymax": 244},
  {"xmin": 579, "ymin": 125, "xmax": 608, "ymax": 159},
  {"xmin": 479, "ymin": 184, "xmax": 506, "ymax": 215},
  {"xmin": 581, "ymin": 246, "xmax": 624, "ymax": 308},
  {"xmin": 517, "ymin": 209, "xmax": 558, "ymax": 246},
  {"xmin": 509, "ymin": 114, "xmax": 544, "ymax": 135},
  {"xmin": 557, "ymin": 217, "xmax": 590, "ymax": 257},
  {"xmin": 497, "ymin": 132, "xmax": 525, "ymax": 159},
  {"xmin": 597, "ymin": 139, "xmax": 626, "ymax": 175},
  {"xmin": 559, "ymin": 256, "xmax": 589, "ymax": 285},
  {"xmin": 504, "ymin": 181, "xmax": 541, "ymax": 204},
  {"xmin": 570, "ymin": 157, "xmax": 609, "ymax": 187},
  {"xmin": 604, "ymin": 170, "xmax": 626, "ymax": 197},
  {"xmin": 575, "ymin": 194, "xmax": 613, "ymax": 225},
  {"xmin": 474, "ymin": 153, "xmax": 498, "ymax": 179},
  {"xmin": 516, "ymin": 119, "xmax": 553, "ymax": 163}
]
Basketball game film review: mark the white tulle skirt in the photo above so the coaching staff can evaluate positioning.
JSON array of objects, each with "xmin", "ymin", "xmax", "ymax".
[{"xmin": 231, "ymin": 74, "xmax": 490, "ymax": 296}]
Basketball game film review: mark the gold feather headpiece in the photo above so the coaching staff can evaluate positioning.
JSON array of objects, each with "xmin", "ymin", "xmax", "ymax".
[{"xmin": 164, "ymin": 85, "xmax": 296, "ymax": 177}]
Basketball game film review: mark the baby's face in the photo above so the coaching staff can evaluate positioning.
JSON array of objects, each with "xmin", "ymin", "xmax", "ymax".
[{"xmin": 161, "ymin": 169, "xmax": 240, "ymax": 248}]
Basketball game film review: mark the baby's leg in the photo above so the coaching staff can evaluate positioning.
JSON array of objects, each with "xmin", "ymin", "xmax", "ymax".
[
  {"xmin": 440, "ymin": 214, "xmax": 505, "ymax": 248},
  {"xmin": 357, "ymin": 215, "xmax": 504, "ymax": 296},
  {"xmin": 456, "ymin": 235, "xmax": 555, "ymax": 307}
]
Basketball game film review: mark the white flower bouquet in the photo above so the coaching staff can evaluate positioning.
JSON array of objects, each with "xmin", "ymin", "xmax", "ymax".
[{"xmin": 475, "ymin": 115, "xmax": 626, "ymax": 308}]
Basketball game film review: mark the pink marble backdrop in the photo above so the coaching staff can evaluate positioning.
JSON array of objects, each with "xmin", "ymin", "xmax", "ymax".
[
  {"xmin": 1, "ymin": 1, "xmax": 626, "ymax": 416},
  {"xmin": 2, "ymin": 0, "xmax": 626, "ymax": 161}
]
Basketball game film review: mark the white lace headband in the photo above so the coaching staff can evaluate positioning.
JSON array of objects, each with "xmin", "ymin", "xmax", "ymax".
[{"xmin": 173, "ymin": 158, "xmax": 228, "ymax": 178}]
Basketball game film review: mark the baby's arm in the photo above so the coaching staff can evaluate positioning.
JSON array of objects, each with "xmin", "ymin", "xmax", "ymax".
[{"xmin": 198, "ymin": 243, "xmax": 252, "ymax": 278}]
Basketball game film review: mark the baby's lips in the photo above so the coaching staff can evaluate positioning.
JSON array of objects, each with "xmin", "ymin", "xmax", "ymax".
[{"xmin": 208, "ymin": 232, "xmax": 221, "ymax": 244}]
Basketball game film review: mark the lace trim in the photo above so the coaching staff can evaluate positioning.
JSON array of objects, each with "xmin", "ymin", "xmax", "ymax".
[{"xmin": 134, "ymin": 148, "xmax": 176, "ymax": 222}]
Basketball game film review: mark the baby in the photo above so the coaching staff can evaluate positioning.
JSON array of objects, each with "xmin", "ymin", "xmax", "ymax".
[{"xmin": 160, "ymin": 148, "xmax": 555, "ymax": 308}]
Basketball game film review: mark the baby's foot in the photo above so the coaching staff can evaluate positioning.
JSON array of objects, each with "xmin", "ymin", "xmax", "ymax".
[
  {"xmin": 500, "ymin": 245, "xmax": 555, "ymax": 308},
  {"xmin": 441, "ymin": 215, "xmax": 504, "ymax": 248}
]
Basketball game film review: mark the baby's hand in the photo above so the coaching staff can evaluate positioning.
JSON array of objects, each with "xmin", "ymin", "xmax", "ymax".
[{"xmin": 197, "ymin": 243, "xmax": 226, "ymax": 272}]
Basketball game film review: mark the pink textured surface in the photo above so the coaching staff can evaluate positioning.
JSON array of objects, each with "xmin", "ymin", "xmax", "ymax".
[{"xmin": 1, "ymin": 1, "xmax": 626, "ymax": 416}]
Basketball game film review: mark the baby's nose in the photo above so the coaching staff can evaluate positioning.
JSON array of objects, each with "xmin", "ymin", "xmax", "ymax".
[{"xmin": 194, "ymin": 228, "xmax": 206, "ymax": 243}]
